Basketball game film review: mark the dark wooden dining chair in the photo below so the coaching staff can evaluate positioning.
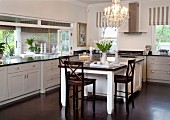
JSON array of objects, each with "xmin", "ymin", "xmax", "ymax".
[
  {"xmin": 59, "ymin": 56, "xmax": 70, "ymax": 107},
  {"xmin": 114, "ymin": 59, "xmax": 136, "ymax": 114},
  {"xmin": 64, "ymin": 61, "xmax": 96, "ymax": 118}
]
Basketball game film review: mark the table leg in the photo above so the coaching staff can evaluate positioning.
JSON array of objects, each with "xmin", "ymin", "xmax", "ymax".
[
  {"xmin": 107, "ymin": 71, "xmax": 114, "ymax": 114},
  {"xmin": 61, "ymin": 68, "xmax": 66, "ymax": 106}
]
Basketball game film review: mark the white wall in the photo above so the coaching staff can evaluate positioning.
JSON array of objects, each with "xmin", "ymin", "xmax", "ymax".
[
  {"xmin": 87, "ymin": 0, "xmax": 170, "ymax": 51},
  {"xmin": 0, "ymin": 0, "xmax": 88, "ymax": 51},
  {"xmin": 0, "ymin": 0, "xmax": 87, "ymax": 22}
]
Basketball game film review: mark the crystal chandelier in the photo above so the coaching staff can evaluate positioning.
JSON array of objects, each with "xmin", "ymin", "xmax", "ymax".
[{"xmin": 104, "ymin": 0, "xmax": 129, "ymax": 28}]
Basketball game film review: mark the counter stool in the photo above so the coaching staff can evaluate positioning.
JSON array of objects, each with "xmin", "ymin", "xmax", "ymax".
[
  {"xmin": 64, "ymin": 61, "xmax": 96, "ymax": 118},
  {"xmin": 114, "ymin": 59, "xmax": 136, "ymax": 114}
]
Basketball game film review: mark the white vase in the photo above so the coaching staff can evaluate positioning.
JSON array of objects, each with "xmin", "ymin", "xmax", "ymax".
[{"xmin": 101, "ymin": 52, "xmax": 107, "ymax": 63}]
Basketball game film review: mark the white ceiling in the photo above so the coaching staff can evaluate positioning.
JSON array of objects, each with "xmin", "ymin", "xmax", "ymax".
[
  {"xmin": 75, "ymin": 0, "xmax": 111, "ymax": 4},
  {"xmin": 73, "ymin": 0, "xmax": 156, "ymax": 4}
]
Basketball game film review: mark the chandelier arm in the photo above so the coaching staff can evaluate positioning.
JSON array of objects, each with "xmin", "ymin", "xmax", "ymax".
[{"xmin": 104, "ymin": 0, "xmax": 129, "ymax": 28}]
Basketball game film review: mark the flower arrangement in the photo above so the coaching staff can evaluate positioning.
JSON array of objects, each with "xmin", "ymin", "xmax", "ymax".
[{"xmin": 95, "ymin": 39, "xmax": 112, "ymax": 52}]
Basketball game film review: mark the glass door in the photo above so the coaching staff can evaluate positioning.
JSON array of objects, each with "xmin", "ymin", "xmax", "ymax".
[{"xmin": 57, "ymin": 30, "xmax": 70, "ymax": 55}]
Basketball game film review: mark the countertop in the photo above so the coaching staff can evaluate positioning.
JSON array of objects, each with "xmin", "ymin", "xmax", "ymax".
[
  {"xmin": 0, "ymin": 55, "xmax": 65, "ymax": 67},
  {"xmin": 0, "ymin": 52, "xmax": 168, "ymax": 67}
]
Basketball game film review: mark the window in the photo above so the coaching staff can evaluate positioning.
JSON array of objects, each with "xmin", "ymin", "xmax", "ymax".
[
  {"xmin": 101, "ymin": 27, "xmax": 118, "ymax": 52},
  {"xmin": 155, "ymin": 25, "xmax": 170, "ymax": 50},
  {"xmin": 0, "ymin": 26, "xmax": 15, "ymax": 56}
]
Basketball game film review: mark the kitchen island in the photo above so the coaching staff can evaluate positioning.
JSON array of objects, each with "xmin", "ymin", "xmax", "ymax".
[{"xmin": 60, "ymin": 57, "xmax": 144, "ymax": 114}]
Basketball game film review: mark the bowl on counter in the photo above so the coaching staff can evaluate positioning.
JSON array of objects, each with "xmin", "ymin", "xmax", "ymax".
[{"xmin": 159, "ymin": 49, "xmax": 169, "ymax": 55}]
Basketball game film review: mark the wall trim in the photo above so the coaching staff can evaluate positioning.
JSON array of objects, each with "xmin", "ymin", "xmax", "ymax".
[{"xmin": 62, "ymin": 0, "xmax": 88, "ymax": 7}]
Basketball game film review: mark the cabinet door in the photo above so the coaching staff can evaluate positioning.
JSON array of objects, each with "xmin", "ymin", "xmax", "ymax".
[
  {"xmin": 46, "ymin": 67, "xmax": 60, "ymax": 88},
  {"xmin": 0, "ymin": 67, "xmax": 8, "ymax": 102},
  {"xmin": 8, "ymin": 72, "xmax": 25, "ymax": 98},
  {"xmin": 24, "ymin": 69, "xmax": 40, "ymax": 93},
  {"xmin": 134, "ymin": 63, "xmax": 140, "ymax": 91}
]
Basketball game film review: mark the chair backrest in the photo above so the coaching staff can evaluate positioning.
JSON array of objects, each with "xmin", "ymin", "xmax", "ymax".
[
  {"xmin": 126, "ymin": 59, "xmax": 136, "ymax": 80},
  {"xmin": 59, "ymin": 56, "xmax": 70, "ymax": 66},
  {"xmin": 64, "ymin": 61, "xmax": 84, "ymax": 85}
]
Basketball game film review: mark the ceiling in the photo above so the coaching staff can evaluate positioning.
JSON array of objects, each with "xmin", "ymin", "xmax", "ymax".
[
  {"xmin": 75, "ymin": 0, "xmax": 111, "ymax": 4},
  {"xmin": 73, "ymin": 0, "xmax": 156, "ymax": 4}
]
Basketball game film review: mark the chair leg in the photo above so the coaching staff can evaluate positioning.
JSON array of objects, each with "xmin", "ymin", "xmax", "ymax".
[
  {"xmin": 75, "ymin": 86, "xmax": 79, "ymax": 118},
  {"xmin": 125, "ymin": 83, "xmax": 129, "ymax": 114},
  {"xmin": 93, "ymin": 82, "xmax": 96, "ymax": 117},
  {"xmin": 114, "ymin": 82, "xmax": 117, "ymax": 113},
  {"xmin": 131, "ymin": 81, "xmax": 135, "ymax": 108},
  {"xmin": 65, "ymin": 85, "xmax": 70, "ymax": 118},
  {"xmin": 81, "ymin": 86, "xmax": 84, "ymax": 118},
  {"xmin": 73, "ymin": 86, "xmax": 76, "ymax": 117}
]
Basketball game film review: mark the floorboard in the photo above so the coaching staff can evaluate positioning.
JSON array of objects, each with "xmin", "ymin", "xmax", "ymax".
[{"xmin": 1, "ymin": 82, "xmax": 170, "ymax": 120}]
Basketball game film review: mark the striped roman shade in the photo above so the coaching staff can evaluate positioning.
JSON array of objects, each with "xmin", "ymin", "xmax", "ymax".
[
  {"xmin": 96, "ymin": 11, "xmax": 108, "ymax": 28},
  {"xmin": 149, "ymin": 6, "xmax": 170, "ymax": 25}
]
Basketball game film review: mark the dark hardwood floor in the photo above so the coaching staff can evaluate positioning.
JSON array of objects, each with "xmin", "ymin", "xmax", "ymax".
[{"xmin": 1, "ymin": 82, "xmax": 170, "ymax": 120}]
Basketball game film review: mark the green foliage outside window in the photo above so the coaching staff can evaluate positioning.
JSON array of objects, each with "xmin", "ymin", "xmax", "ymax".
[
  {"xmin": 0, "ymin": 30, "xmax": 14, "ymax": 56},
  {"xmin": 156, "ymin": 25, "xmax": 170, "ymax": 42}
]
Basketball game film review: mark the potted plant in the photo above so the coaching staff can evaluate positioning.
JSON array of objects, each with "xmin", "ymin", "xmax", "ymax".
[
  {"xmin": 0, "ymin": 43, "xmax": 5, "ymax": 59},
  {"xmin": 95, "ymin": 39, "xmax": 112, "ymax": 63},
  {"xmin": 25, "ymin": 38, "xmax": 35, "ymax": 52}
]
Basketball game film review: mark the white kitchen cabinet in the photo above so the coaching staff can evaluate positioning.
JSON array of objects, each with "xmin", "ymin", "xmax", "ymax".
[
  {"xmin": 41, "ymin": 59, "xmax": 60, "ymax": 92},
  {"xmin": 8, "ymin": 62, "xmax": 40, "ymax": 98},
  {"xmin": 133, "ymin": 61, "xmax": 143, "ymax": 91},
  {"xmin": 0, "ymin": 67, "xmax": 8, "ymax": 102},
  {"xmin": 136, "ymin": 56, "xmax": 147, "ymax": 82},
  {"xmin": 147, "ymin": 56, "xmax": 170, "ymax": 82},
  {"xmin": 8, "ymin": 72, "xmax": 25, "ymax": 98},
  {"xmin": 24, "ymin": 69, "xmax": 40, "ymax": 93}
]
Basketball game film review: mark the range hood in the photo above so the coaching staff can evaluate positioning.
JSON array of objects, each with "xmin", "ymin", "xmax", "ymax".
[{"xmin": 124, "ymin": 3, "xmax": 143, "ymax": 34}]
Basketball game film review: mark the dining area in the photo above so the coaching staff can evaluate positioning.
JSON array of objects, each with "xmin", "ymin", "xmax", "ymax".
[{"xmin": 58, "ymin": 54, "xmax": 144, "ymax": 119}]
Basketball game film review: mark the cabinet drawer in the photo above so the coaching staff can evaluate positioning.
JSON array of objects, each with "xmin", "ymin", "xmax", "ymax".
[
  {"xmin": 147, "ymin": 70, "xmax": 170, "ymax": 80},
  {"xmin": 45, "ymin": 60, "xmax": 59, "ymax": 67},
  {"xmin": 23, "ymin": 62, "xmax": 40, "ymax": 71},
  {"xmin": 45, "ymin": 66, "xmax": 60, "ymax": 73},
  {"xmin": 147, "ymin": 62, "xmax": 170, "ymax": 71},
  {"xmin": 8, "ymin": 64, "xmax": 25, "ymax": 73},
  {"xmin": 147, "ymin": 56, "xmax": 170, "ymax": 62},
  {"xmin": 46, "ymin": 74, "xmax": 60, "ymax": 87},
  {"xmin": 8, "ymin": 62, "xmax": 40, "ymax": 73}
]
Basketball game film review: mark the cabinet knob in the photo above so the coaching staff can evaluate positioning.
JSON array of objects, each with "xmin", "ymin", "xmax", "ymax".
[
  {"xmin": 16, "ymin": 67, "xmax": 19, "ymax": 70},
  {"xmin": 32, "ymin": 65, "xmax": 35, "ymax": 67},
  {"xmin": 151, "ymin": 71, "xmax": 154, "ymax": 73},
  {"xmin": 167, "ymin": 72, "xmax": 170, "ymax": 74}
]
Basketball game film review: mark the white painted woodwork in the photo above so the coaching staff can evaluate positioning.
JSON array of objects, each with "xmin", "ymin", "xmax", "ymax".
[
  {"xmin": 137, "ymin": 56, "xmax": 147, "ymax": 82},
  {"xmin": 24, "ymin": 69, "xmax": 40, "ymax": 93},
  {"xmin": 41, "ymin": 59, "xmax": 60, "ymax": 92},
  {"xmin": 8, "ymin": 72, "xmax": 25, "ymax": 98},
  {"xmin": 0, "ymin": 67, "xmax": 8, "ymax": 102},
  {"xmin": 8, "ymin": 62, "xmax": 40, "ymax": 99},
  {"xmin": 147, "ymin": 56, "xmax": 170, "ymax": 82}
]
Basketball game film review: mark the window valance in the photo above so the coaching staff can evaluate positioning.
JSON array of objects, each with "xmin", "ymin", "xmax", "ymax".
[{"xmin": 149, "ymin": 6, "xmax": 170, "ymax": 25}]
